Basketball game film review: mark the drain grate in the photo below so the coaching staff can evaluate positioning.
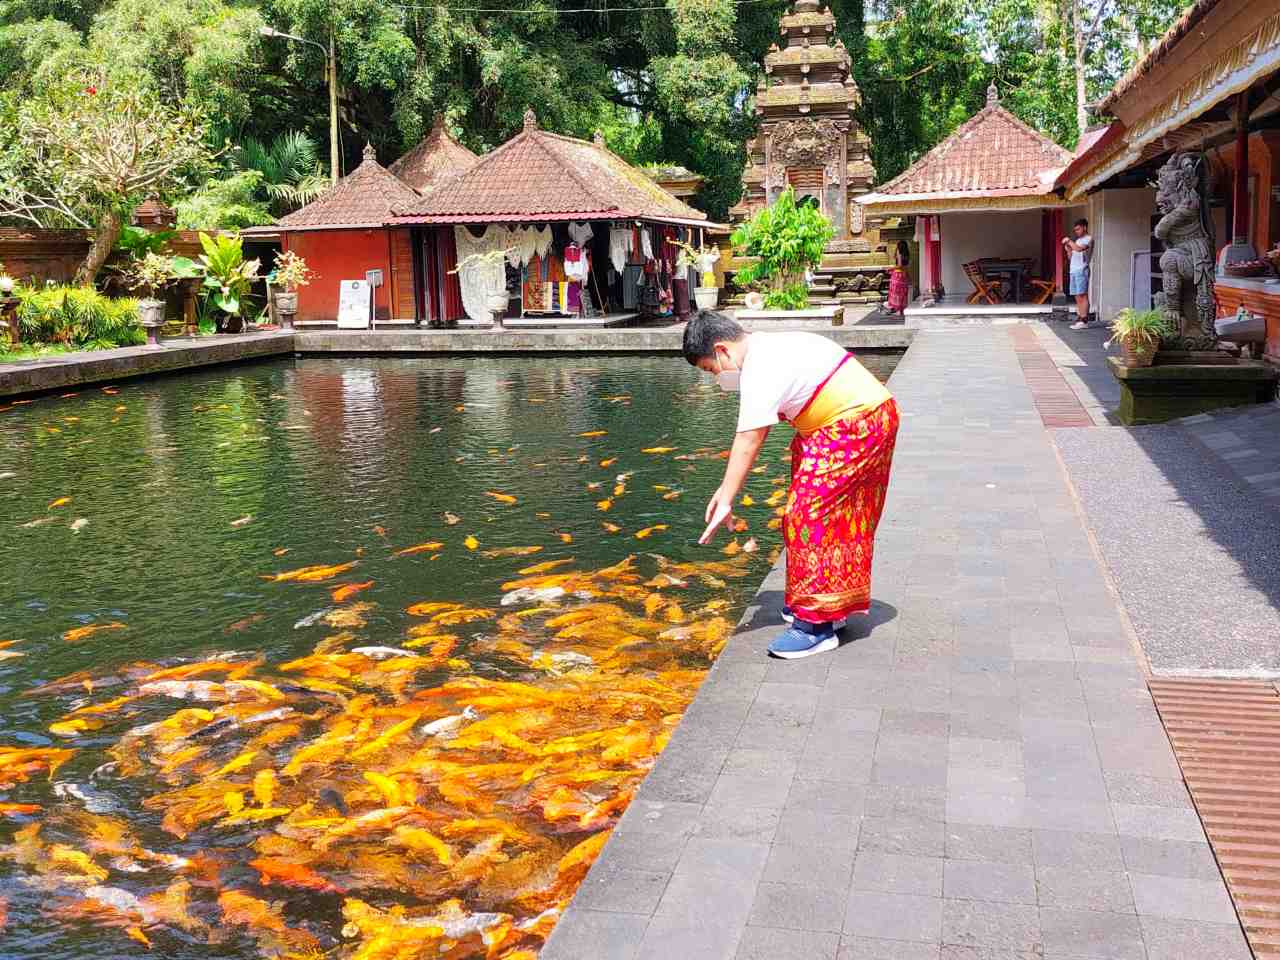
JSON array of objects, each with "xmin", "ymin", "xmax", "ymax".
[
  {"xmin": 1149, "ymin": 678, "xmax": 1280, "ymax": 957},
  {"xmin": 1007, "ymin": 326, "xmax": 1094, "ymax": 427}
]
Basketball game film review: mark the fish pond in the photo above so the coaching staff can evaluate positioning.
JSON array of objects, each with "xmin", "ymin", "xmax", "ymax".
[{"xmin": 0, "ymin": 352, "xmax": 895, "ymax": 959}]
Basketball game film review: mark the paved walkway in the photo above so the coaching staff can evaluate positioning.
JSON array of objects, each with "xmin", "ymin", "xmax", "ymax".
[{"xmin": 542, "ymin": 327, "xmax": 1248, "ymax": 960}]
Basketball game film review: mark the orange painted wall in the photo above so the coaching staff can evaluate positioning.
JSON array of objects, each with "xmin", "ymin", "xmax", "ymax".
[
  {"xmin": 1215, "ymin": 132, "xmax": 1280, "ymax": 257},
  {"xmin": 283, "ymin": 229, "xmax": 397, "ymax": 323}
]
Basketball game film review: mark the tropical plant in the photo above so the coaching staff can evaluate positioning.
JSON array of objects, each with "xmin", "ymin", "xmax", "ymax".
[
  {"xmin": 122, "ymin": 251, "xmax": 200, "ymax": 301},
  {"xmin": 114, "ymin": 224, "xmax": 177, "ymax": 260},
  {"xmin": 730, "ymin": 187, "xmax": 834, "ymax": 310},
  {"xmin": 0, "ymin": 68, "xmax": 211, "ymax": 285},
  {"xmin": 195, "ymin": 232, "xmax": 259, "ymax": 332},
  {"xmin": 269, "ymin": 250, "xmax": 315, "ymax": 292},
  {"xmin": 174, "ymin": 171, "xmax": 273, "ymax": 230},
  {"xmin": 13, "ymin": 284, "xmax": 143, "ymax": 349},
  {"xmin": 237, "ymin": 132, "xmax": 328, "ymax": 213},
  {"xmin": 1106, "ymin": 306, "xmax": 1170, "ymax": 365}
]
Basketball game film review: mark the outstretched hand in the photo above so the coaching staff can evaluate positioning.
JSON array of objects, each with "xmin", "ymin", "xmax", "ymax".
[{"xmin": 699, "ymin": 487, "xmax": 734, "ymax": 545}]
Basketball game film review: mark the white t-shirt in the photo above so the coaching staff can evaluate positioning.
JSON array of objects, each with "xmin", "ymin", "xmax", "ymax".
[
  {"xmin": 1070, "ymin": 235, "xmax": 1092, "ymax": 272},
  {"xmin": 735, "ymin": 331, "xmax": 848, "ymax": 433}
]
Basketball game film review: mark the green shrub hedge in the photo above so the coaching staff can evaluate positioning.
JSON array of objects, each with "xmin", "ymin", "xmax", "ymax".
[{"xmin": 13, "ymin": 285, "xmax": 144, "ymax": 350}]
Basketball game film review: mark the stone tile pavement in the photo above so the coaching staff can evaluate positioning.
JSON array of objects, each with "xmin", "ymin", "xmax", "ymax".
[{"xmin": 541, "ymin": 328, "xmax": 1249, "ymax": 960}]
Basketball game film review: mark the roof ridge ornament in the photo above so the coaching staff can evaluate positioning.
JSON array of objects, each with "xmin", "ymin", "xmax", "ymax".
[
  {"xmin": 523, "ymin": 108, "xmax": 537, "ymax": 132},
  {"xmin": 362, "ymin": 142, "xmax": 377, "ymax": 162},
  {"xmin": 986, "ymin": 81, "xmax": 1000, "ymax": 106},
  {"xmin": 593, "ymin": 130, "xmax": 605, "ymax": 147}
]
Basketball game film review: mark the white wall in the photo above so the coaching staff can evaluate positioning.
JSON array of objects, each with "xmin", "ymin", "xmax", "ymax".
[
  {"xmin": 940, "ymin": 210, "xmax": 1045, "ymax": 296},
  {"xmin": 1088, "ymin": 188, "xmax": 1155, "ymax": 321}
]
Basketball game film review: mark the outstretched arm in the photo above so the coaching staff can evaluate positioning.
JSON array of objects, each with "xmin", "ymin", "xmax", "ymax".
[{"xmin": 701, "ymin": 426, "xmax": 770, "ymax": 543}]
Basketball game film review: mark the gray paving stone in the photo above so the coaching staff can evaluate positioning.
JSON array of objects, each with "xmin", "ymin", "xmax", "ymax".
[
  {"xmin": 944, "ymin": 824, "xmax": 1034, "ymax": 865},
  {"xmin": 1128, "ymin": 872, "xmax": 1239, "ymax": 923},
  {"xmin": 540, "ymin": 908, "xmax": 649, "ymax": 960},
  {"xmin": 572, "ymin": 863, "xmax": 670, "ymax": 914},
  {"xmin": 943, "ymin": 860, "xmax": 1036, "ymax": 904},
  {"xmin": 1119, "ymin": 837, "xmax": 1221, "ymax": 880},
  {"xmin": 694, "ymin": 804, "xmax": 782, "ymax": 843},
  {"xmin": 1032, "ymin": 830, "xmax": 1125, "ymax": 871},
  {"xmin": 672, "ymin": 838, "xmax": 771, "ymax": 882},
  {"xmin": 784, "ymin": 779, "xmax": 869, "ymax": 817},
  {"xmin": 637, "ymin": 909, "xmax": 748, "ymax": 960},
  {"xmin": 852, "ymin": 852, "xmax": 944, "ymax": 896},
  {"xmin": 882, "ymin": 709, "xmax": 950, "ymax": 737},
  {"xmin": 1038, "ymin": 907, "xmax": 1146, "ymax": 959},
  {"xmin": 1035, "ymin": 865, "xmax": 1135, "ymax": 913},
  {"xmin": 735, "ymin": 925, "xmax": 841, "ymax": 960},
  {"xmin": 774, "ymin": 811, "xmax": 860, "ymax": 850},
  {"xmin": 708, "ymin": 771, "xmax": 795, "ymax": 810},
  {"xmin": 1112, "ymin": 803, "xmax": 1208, "ymax": 843},
  {"xmin": 940, "ymin": 899, "xmax": 1041, "ymax": 952},
  {"xmin": 598, "ymin": 830, "xmax": 689, "ymax": 875},
  {"xmin": 838, "ymin": 936, "xmax": 942, "ymax": 960},
  {"xmin": 859, "ymin": 815, "xmax": 946, "ymax": 857},
  {"xmin": 764, "ymin": 843, "xmax": 858, "ymax": 887},
  {"xmin": 844, "ymin": 891, "xmax": 943, "ymax": 942},
  {"xmin": 1138, "ymin": 916, "xmax": 1252, "ymax": 960},
  {"xmin": 864, "ymin": 784, "xmax": 946, "ymax": 822},
  {"xmin": 748, "ymin": 881, "xmax": 847, "ymax": 933}
]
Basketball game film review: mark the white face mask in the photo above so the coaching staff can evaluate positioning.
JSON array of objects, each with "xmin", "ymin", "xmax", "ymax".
[{"xmin": 715, "ymin": 349, "xmax": 740, "ymax": 392}]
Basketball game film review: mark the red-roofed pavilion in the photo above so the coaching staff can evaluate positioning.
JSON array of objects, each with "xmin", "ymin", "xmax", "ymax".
[{"xmin": 857, "ymin": 84, "xmax": 1079, "ymax": 314}]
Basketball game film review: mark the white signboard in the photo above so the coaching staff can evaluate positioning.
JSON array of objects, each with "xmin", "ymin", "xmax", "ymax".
[{"xmin": 337, "ymin": 279, "xmax": 371, "ymax": 329}]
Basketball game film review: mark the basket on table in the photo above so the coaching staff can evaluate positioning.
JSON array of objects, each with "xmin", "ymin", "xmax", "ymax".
[{"xmin": 1224, "ymin": 258, "xmax": 1271, "ymax": 278}]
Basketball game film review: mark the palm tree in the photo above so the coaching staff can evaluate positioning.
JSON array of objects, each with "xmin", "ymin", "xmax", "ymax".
[{"xmin": 235, "ymin": 131, "xmax": 328, "ymax": 214}]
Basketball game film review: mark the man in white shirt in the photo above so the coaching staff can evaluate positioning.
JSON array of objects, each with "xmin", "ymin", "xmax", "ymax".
[
  {"xmin": 683, "ymin": 311, "xmax": 899, "ymax": 659},
  {"xmin": 1062, "ymin": 218, "xmax": 1093, "ymax": 329}
]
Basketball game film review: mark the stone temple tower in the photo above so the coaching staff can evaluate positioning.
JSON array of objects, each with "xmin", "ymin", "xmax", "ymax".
[{"xmin": 730, "ymin": 0, "xmax": 895, "ymax": 303}]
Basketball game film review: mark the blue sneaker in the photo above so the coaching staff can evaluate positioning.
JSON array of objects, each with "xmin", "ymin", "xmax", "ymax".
[
  {"xmin": 781, "ymin": 605, "xmax": 847, "ymax": 630},
  {"xmin": 768, "ymin": 620, "xmax": 839, "ymax": 659}
]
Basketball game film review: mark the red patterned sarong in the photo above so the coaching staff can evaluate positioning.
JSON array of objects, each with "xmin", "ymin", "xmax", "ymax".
[{"xmin": 785, "ymin": 397, "xmax": 899, "ymax": 623}]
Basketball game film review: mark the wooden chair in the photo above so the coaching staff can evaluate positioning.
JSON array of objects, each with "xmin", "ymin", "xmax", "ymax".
[
  {"xmin": 1027, "ymin": 277, "xmax": 1056, "ymax": 305},
  {"xmin": 963, "ymin": 261, "xmax": 1004, "ymax": 305}
]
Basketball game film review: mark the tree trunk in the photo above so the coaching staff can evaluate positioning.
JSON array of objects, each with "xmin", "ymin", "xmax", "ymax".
[
  {"xmin": 74, "ymin": 208, "xmax": 124, "ymax": 287},
  {"xmin": 1072, "ymin": 0, "xmax": 1088, "ymax": 139}
]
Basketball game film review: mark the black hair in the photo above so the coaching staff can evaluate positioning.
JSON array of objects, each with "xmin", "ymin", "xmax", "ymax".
[
  {"xmin": 1074, "ymin": 218, "xmax": 1089, "ymax": 229},
  {"xmin": 895, "ymin": 240, "xmax": 910, "ymax": 266},
  {"xmin": 682, "ymin": 310, "xmax": 745, "ymax": 366}
]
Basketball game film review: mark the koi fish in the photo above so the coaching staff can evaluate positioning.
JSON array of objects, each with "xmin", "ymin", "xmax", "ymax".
[
  {"xmin": 481, "ymin": 546, "xmax": 543, "ymax": 558},
  {"xmin": 599, "ymin": 457, "xmax": 617, "ymax": 467},
  {"xmin": 406, "ymin": 601, "xmax": 463, "ymax": 616},
  {"xmin": 48, "ymin": 496, "xmax": 71, "ymax": 508},
  {"xmin": 264, "ymin": 561, "xmax": 356, "ymax": 583},
  {"xmin": 578, "ymin": 430, "xmax": 607, "ymax": 438},
  {"xmin": 602, "ymin": 522, "xmax": 621, "ymax": 533},
  {"xmin": 21, "ymin": 516, "xmax": 56, "ymax": 528},
  {"xmin": 225, "ymin": 614, "xmax": 265, "ymax": 633},
  {"xmin": 596, "ymin": 499, "xmax": 612, "ymax": 511},
  {"xmin": 443, "ymin": 512, "xmax": 462, "ymax": 525},
  {"xmin": 641, "ymin": 446, "xmax": 676, "ymax": 454},
  {"xmin": 740, "ymin": 495, "xmax": 755, "ymax": 506},
  {"xmin": 395, "ymin": 541, "xmax": 443, "ymax": 556},
  {"xmin": 230, "ymin": 515, "xmax": 253, "ymax": 527},
  {"xmin": 465, "ymin": 535, "xmax": 480, "ymax": 550},
  {"xmin": 484, "ymin": 491, "xmax": 518, "ymax": 504},
  {"xmin": 62, "ymin": 622, "xmax": 126, "ymax": 643},
  {"xmin": 331, "ymin": 580, "xmax": 374, "ymax": 603},
  {"xmin": 70, "ymin": 517, "xmax": 89, "ymax": 532},
  {"xmin": 634, "ymin": 525, "xmax": 668, "ymax": 539}
]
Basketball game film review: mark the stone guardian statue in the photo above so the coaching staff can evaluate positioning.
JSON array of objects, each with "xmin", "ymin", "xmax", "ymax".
[{"xmin": 1153, "ymin": 153, "xmax": 1216, "ymax": 341}]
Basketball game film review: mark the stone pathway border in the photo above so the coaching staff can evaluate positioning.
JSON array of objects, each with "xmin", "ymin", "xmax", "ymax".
[
  {"xmin": 0, "ymin": 325, "xmax": 913, "ymax": 400},
  {"xmin": 542, "ymin": 327, "xmax": 1247, "ymax": 960}
]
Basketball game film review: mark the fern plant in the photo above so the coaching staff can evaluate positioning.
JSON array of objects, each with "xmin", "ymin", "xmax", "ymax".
[{"xmin": 14, "ymin": 285, "xmax": 143, "ymax": 348}]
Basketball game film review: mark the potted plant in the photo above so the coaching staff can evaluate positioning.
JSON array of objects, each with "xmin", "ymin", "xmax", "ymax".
[
  {"xmin": 196, "ymin": 232, "xmax": 260, "ymax": 334},
  {"xmin": 673, "ymin": 239, "xmax": 722, "ymax": 310},
  {"xmin": 268, "ymin": 250, "xmax": 314, "ymax": 328},
  {"xmin": 1106, "ymin": 307, "xmax": 1170, "ymax": 368},
  {"xmin": 122, "ymin": 252, "xmax": 180, "ymax": 330},
  {"xmin": 730, "ymin": 187, "xmax": 833, "ymax": 310}
]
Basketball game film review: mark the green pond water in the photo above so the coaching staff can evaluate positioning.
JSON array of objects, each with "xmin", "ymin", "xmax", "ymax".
[{"xmin": 0, "ymin": 352, "xmax": 895, "ymax": 959}]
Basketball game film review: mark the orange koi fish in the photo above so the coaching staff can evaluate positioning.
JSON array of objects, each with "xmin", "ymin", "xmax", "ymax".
[
  {"xmin": 395, "ymin": 541, "xmax": 443, "ymax": 557},
  {"xmin": 331, "ymin": 580, "xmax": 374, "ymax": 603},
  {"xmin": 263, "ymin": 561, "xmax": 357, "ymax": 583},
  {"xmin": 62, "ymin": 622, "xmax": 127, "ymax": 643},
  {"xmin": 484, "ymin": 491, "xmax": 518, "ymax": 504}
]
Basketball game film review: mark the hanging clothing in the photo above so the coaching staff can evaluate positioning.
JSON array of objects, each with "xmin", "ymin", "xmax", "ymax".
[
  {"xmin": 513, "ymin": 227, "xmax": 539, "ymax": 267},
  {"xmin": 640, "ymin": 227, "xmax": 653, "ymax": 261},
  {"xmin": 532, "ymin": 226, "xmax": 553, "ymax": 258},
  {"xmin": 454, "ymin": 225, "xmax": 506, "ymax": 323},
  {"xmin": 523, "ymin": 254, "xmax": 546, "ymax": 312},
  {"xmin": 564, "ymin": 243, "xmax": 589, "ymax": 282},
  {"xmin": 609, "ymin": 227, "xmax": 631, "ymax": 273},
  {"xmin": 568, "ymin": 222, "xmax": 594, "ymax": 245}
]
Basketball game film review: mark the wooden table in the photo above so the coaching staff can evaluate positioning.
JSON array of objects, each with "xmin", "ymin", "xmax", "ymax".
[{"xmin": 981, "ymin": 258, "xmax": 1034, "ymax": 304}]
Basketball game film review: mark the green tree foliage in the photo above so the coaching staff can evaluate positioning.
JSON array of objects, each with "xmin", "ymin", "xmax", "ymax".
[
  {"xmin": 0, "ymin": 0, "xmax": 1197, "ymax": 231},
  {"xmin": 174, "ymin": 171, "xmax": 273, "ymax": 229},
  {"xmin": 732, "ymin": 187, "xmax": 834, "ymax": 308}
]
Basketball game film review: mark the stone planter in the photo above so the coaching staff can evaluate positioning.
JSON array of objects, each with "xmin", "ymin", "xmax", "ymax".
[
  {"xmin": 694, "ymin": 287, "xmax": 719, "ymax": 311},
  {"xmin": 1108, "ymin": 356, "xmax": 1279, "ymax": 425},
  {"xmin": 273, "ymin": 290, "xmax": 298, "ymax": 330},
  {"xmin": 487, "ymin": 292, "xmax": 509, "ymax": 326},
  {"xmin": 138, "ymin": 298, "xmax": 165, "ymax": 328}
]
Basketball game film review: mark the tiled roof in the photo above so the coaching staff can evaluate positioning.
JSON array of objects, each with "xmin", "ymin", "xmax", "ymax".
[
  {"xmin": 392, "ymin": 111, "xmax": 707, "ymax": 224},
  {"xmin": 388, "ymin": 118, "xmax": 480, "ymax": 195},
  {"xmin": 869, "ymin": 85, "xmax": 1073, "ymax": 199},
  {"xmin": 278, "ymin": 144, "xmax": 422, "ymax": 231}
]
